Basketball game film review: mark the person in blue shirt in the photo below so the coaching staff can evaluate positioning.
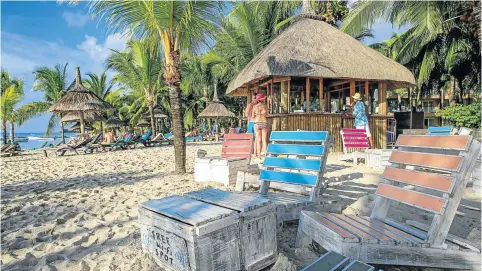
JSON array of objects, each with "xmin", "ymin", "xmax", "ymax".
[{"xmin": 350, "ymin": 93, "xmax": 373, "ymax": 148}]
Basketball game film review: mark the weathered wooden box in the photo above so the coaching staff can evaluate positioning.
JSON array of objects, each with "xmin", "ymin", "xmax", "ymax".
[
  {"xmin": 194, "ymin": 157, "xmax": 249, "ymax": 186},
  {"xmin": 138, "ymin": 189, "xmax": 277, "ymax": 271},
  {"xmin": 365, "ymin": 149, "xmax": 393, "ymax": 169}
]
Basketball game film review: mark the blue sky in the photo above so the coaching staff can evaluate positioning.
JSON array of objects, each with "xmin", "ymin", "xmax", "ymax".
[{"xmin": 2, "ymin": 1, "xmax": 407, "ymax": 133}]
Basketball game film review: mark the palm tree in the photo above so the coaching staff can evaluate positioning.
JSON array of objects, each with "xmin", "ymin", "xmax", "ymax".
[
  {"xmin": 342, "ymin": 1, "xmax": 481, "ymax": 100},
  {"xmin": 90, "ymin": 1, "xmax": 221, "ymax": 173},
  {"xmin": 83, "ymin": 70, "xmax": 116, "ymax": 132},
  {"xmin": 107, "ymin": 39, "xmax": 163, "ymax": 136},
  {"xmin": 0, "ymin": 70, "xmax": 24, "ymax": 143},
  {"xmin": 16, "ymin": 64, "xmax": 69, "ymax": 143}
]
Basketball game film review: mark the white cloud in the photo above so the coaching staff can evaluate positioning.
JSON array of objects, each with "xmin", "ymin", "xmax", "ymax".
[
  {"xmin": 62, "ymin": 11, "xmax": 90, "ymax": 28},
  {"xmin": 1, "ymin": 31, "xmax": 128, "ymax": 132}
]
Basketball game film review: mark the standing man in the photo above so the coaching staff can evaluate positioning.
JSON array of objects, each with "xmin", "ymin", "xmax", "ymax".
[
  {"xmin": 351, "ymin": 93, "xmax": 373, "ymax": 148},
  {"xmin": 245, "ymin": 93, "xmax": 258, "ymax": 154}
]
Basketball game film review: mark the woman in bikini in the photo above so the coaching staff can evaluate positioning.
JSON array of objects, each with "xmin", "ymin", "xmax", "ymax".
[{"xmin": 252, "ymin": 93, "xmax": 268, "ymax": 157}]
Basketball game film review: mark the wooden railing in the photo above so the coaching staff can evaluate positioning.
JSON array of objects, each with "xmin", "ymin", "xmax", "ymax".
[{"xmin": 267, "ymin": 113, "xmax": 393, "ymax": 152}]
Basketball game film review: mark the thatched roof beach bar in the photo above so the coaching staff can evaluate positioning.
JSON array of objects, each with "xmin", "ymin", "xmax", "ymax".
[{"xmin": 226, "ymin": 14, "xmax": 416, "ymax": 151}]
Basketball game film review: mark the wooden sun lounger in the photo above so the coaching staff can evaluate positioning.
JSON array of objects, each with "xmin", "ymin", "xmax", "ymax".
[
  {"xmin": 339, "ymin": 128, "xmax": 370, "ymax": 165},
  {"xmin": 427, "ymin": 126, "xmax": 453, "ymax": 135},
  {"xmin": 194, "ymin": 134, "xmax": 253, "ymax": 186},
  {"xmin": 296, "ymin": 134, "xmax": 481, "ymax": 269},
  {"xmin": 241, "ymin": 131, "xmax": 332, "ymax": 227},
  {"xmin": 1, "ymin": 144, "xmax": 20, "ymax": 157},
  {"xmin": 301, "ymin": 251, "xmax": 376, "ymax": 271},
  {"xmin": 143, "ymin": 133, "xmax": 173, "ymax": 147},
  {"xmin": 55, "ymin": 137, "xmax": 93, "ymax": 156}
]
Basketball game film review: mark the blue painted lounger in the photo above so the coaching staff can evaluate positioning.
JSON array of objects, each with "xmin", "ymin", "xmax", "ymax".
[
  {"xmin": 427, "ymin": 126, "xmax": 453, "ymax": 135},
  {"xmin": 257, "ymin": 131, "xmax": 332, "ymax": 223}
]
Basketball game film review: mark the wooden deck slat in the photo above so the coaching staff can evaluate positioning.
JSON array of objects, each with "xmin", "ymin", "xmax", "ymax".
[
  {"xmin": 389, "ymin": 151, "xmax": 462, "ymax": 171},
  {"xmin": 383, "ymin": 167, "xmax": 453, "ymax": 193},
  {"xmin": 267, "ymin": 144, "xmax": 325, "ymax": 156},
  {"xmin": 260, "ymin": 170, "xmax": 317, "ymax": 186},
  {"xmin": 301, "ymin": 251, "xmax": 349, "ymax": 271},
  {"xmin": 307, "ymin": 213, "xmax": 358, "ymax": 240},
  {"xmin": 223, "ymin": 134, "xmax": 253, "ymax": 140},
  {"xmin": 185, "ymin": 188, "xmax": 270, "ymax": 212},
  {"xmin": 318, "ymin": 213, "xmax": 378, "ymax": 243},
  {"xmin": 396, "ymin": 135, "xmax": 469, "ymax": 150},
  {"xmin": 376, "ymin": 184, "xmax": 445, "ymax": 213},
  {"xmin": 345, "ymin": 215, "xmax": 416, "ymax": 245},
  {"xmin": 361, "ymin": 217, "xmax": 426, "ymax": 244},
  {"xmin": 330, "ymin": 214, "xmax": 394, "ymax": 244},
  {"xmin": 270, "ymin": 131, "xmax": 328, "ymax": 142},
  {"xmin": 263, "ymin": 157, "xmax": 321, "ymax": 171}
]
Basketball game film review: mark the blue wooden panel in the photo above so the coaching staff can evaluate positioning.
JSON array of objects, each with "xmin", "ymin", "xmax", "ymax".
[
  {"xmin": 428, "ymin": 132, "xmax": 451, "ymax": 135},
  {"xmin": 427, "ymin": 126, "xmax": 453, "ymax": 133},
  {"xmin": 267, "ymin": 144, "xmax": 325, "ymax": 156},
  {"xmin": 270, "ymin": 131, "xmax": 328, "ymax": 142},
  {"xmin": 264, "ymin": 157, "xmax": 321, "ymax": 171},
  {"xmin": 260, "ymin": 170, "xmax": 317, "ymax": 186}
]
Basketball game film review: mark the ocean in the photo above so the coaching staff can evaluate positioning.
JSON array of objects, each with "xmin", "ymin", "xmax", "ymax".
[{"xmin": 3, "ymin": 132, "xmax": 79, "ymax": 150}]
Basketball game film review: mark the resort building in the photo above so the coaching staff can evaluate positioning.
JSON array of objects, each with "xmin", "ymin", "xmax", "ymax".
[{"xmin": 226, "ymin": 14, "xmax": 416, "ymax": 151}]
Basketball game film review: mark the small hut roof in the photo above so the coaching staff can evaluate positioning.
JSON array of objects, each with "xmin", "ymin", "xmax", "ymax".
[
  {"xmin": 137, "ymin": 118, "xmax": 151, "ymax": 127},
  {"xmin": 49, "ymin": 67, "xmax": 114, "ymax": 112},
  {"xmin": 105, "ymin": 116, "xmax": 126, "ymax": 128},
  {"xmin": 61, "ymin": 112, "xmax": 103, "ymax": 122},
  {"xmin": 68, "ymin": 122, "xmax": 94, "ymax": 132},
  {"xmin": 153, "ymin": 107, "xmax": 168, "ymax": 118},
  {"xmin": 198, "ymin": 102, "xmax": 236, "ymax": 118},
  {"xmin": 226, "ymin": 15, "xmax": 416, "ymax": 96}
]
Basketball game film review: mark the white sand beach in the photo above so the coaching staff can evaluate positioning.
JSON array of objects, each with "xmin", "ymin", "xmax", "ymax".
[{"xmin": 1, "ymin": 143, "xmax": 480, "ymax": 271}]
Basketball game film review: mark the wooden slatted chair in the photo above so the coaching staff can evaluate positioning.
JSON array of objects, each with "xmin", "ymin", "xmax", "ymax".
[
  {"xmin": 296, "ymin": 135, "xmax": 481, "ymax": 269},
  {"xmin": 339, "ymin": 128, "xmax": 370, "ymax": 165},
  {"xmin": 194, "ymin": 133, "xmax": 254, "ymax": 186},
  {"xmin": 301, "ymin": 251, "xmax": 376, "ymax": 271},
  {"xmin": 427, "ymin": 126, "xmax": 453, "ymax": 135},
  {"xmin": 256, "ymin": 131, "xmax": 332, "ymax": 224}
]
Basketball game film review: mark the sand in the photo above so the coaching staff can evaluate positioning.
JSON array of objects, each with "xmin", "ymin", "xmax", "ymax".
[{"xmin": 1, "ymin": 143, "xmax": 480, "ymax": 271}]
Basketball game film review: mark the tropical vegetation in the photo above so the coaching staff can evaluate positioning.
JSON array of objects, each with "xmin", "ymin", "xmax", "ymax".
[{"xmin": 0, "ymin": 70, "xmax": 24, "ymax": 143}]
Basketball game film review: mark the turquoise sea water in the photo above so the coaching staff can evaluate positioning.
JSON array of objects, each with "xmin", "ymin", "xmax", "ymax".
[{"xmin": 3, "ymin": 132, "xmax": 78, "ymax": 150}]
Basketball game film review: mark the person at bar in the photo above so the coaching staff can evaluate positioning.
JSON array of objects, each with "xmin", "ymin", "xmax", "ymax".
[
  {"xmin": 252, "ymin": 93, "xmax": 268, "ymax": 157},
  {"xmin": 245, "ymin": 93, "xmax": 258, "ymax": 154},
  {"xmin": 351, "ymin": 93, "xmax": 373, "ymax": 148}
]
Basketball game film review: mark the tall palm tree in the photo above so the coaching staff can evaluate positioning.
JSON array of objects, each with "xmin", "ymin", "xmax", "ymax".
[
  {"xmin": 83, "ymin": 70, "xmax": 116, "ymax": 132},
  {"xmin": 0, "ymin": 70, "xmax": 24, "ymax": 143},
  {"xmin": 342, "ymin": 1, "xmax": 481, "ymax": 100},
  {"xmin": 90, "ymin": 1, "xmax": 221, "ymax": 173},
  {"xmin": 16, "ymin": 64, "xmax": 69, "ymax": 143},
  {"xmin": 107, "ymin": 39, "xmax": 163, "ymax": 136}
]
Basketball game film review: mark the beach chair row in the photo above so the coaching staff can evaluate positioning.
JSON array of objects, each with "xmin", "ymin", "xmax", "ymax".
[{"xmin": 139, "ymin": 130, "xmax": 481, "ymax": 270}]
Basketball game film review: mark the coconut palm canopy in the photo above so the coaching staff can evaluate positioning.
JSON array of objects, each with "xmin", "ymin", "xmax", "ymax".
[
  {"xmin": 61, "ymin": 112, "xmax": 103, "ymax": 123},
  {"xmin": 105, "ymin": 116, "xmax": 126, "ymax": 128},
  {"xmin": 49, "ymin": 67, "xmax": 114, "ymax": 112},
  {"xmin": 68, "ymin": 122, "xmax": 94, "ymax": 132},
  {"xmin": 226, "ymin": 15, "xmax": 416, "ymax": 96}
]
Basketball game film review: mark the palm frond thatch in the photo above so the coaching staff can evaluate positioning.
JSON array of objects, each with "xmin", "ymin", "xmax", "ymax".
[
  {"xmin": 226, "ymin": 15, "xmax": 416, "ymax": 96},
  {"xmin": 105, "ymin": 116, "xmax": 126, "ymax": 128},
  {"xmin": 61, "ymin": 112, "xmax": 103, "ymax": 122},
  {"xmin": 49, "ymin": 67, "xmax": 114, "ymax": 112},
  {"xmin": 198, "ymin": 101, "xmax": 236, "ymax": 118}
]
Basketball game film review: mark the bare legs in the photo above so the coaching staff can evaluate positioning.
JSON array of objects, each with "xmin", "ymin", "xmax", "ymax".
[
  {"xmin": 368, "ymin": 136, "xmax": 373, "ymax": 149},
  {"xmin": 254, "ymin": 124, "xmax": 262, "ymax": 157},
  {"xmin": 254, "ymin": 124, "xmax": 268, "ymax": 157}
]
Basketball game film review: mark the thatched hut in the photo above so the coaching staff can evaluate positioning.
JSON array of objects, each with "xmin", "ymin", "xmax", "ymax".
[
  {"xmin": 199, "ymin": 84, "xmax": 236, "ymax": 139},
  {"xmin": 49, "ymin": 67, "xmax": 114, "ymax": 134},
  {"xmin": 226, "ymin": 13, "xmax": 416, "ymax": 150},
  {"xmin": 61, "ymin": 112, "xmax": 103, "ymax": 123},
  {"xmin": 68, "ymin": 122, "xmax": 94, "ymax": 132},
  {"xmin": 105, "ymin": 116, "xmax": 126, "ymax": 128}
]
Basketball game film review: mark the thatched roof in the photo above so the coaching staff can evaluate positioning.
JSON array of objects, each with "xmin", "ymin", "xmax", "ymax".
[
  {"xmin": 61, "ymin": 112, "xmax": 103, "ymax": 122},
  {"xmin": 153, "ymin": 107, "xmax": 168, "ymax": 118},
  {"xmin": 137, "ymin": 119, "xmax": 151, "ymax": 127},
  {"xmin": 198, "ymin": 84, "xmax": 236, "ymax": 118},
  {"xmin": 68, "ymin": 122, "xmax": 94, "ymax": 132},
  {"xmin": 226, "ymin": 15, "xmax": 416, "ymax": 96},
  {"xmin": 50, "ymin": 67, "xmax": 114, "ymax": 112},
  {"xmin": 105, "ymin": 116, "xmax": 126, "ymax": 128}
]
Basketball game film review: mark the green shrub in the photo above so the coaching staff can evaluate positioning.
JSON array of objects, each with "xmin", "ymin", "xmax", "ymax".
[{"xmin": 436, "ymin": 102, "xmax": 481, "ymax": 128}]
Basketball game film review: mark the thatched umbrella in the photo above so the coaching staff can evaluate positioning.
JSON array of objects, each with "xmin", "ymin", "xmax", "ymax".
[
  {"xmin": 68, "ymin": 122, "xmax": 94, "ymax": 132},
  {"xmin": 105, "ymin": 116, "xmax": 126, "ymax": 128},
  {"xmin": 137, "ymin": 118, "xmax": 151, "ymax": 127},
  {"xmin": 49, "ymin": 67, "xmax": 114, "ymax": 134},
  {"xmin": 61, "ymin": 112, "xmax": 103, "ymax": 123},
  {"xmin": 153, "ymin": 106, "xmax": 169, "ymax": 118},
  {"xmin": 226, "ymin": 13, "xmax": 416, "ymax": 96},
  {"xmin": 198, "ymin": 83, "xmax": 236, "ymax": 140}
]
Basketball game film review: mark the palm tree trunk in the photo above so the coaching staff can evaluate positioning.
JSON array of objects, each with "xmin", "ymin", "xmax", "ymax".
[
  {"xmin": 2, "ymin": 120, "xmax": 7, "ymax": 144},
  {"xmin": 149, "ymin": 105, "xmax": 156, "ymax": 137},
  {"xmin": 9, "ymin": 122, "xmax": 14, "ymax": 142},
  {"xmin": 164, "ymin": 50, "xmax": 186, "ymax": 173},
  {"xmin": 61, "ymin": 122, "xmax": 65, "ymax": 144}
]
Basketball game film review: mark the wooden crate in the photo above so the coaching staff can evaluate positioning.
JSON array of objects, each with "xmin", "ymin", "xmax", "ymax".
[
  {"xmin": 194, "ymin": 157, "xmax": 249, "ymax": 186},
  {"xmin": 365, "ymin": 149, "xmax": 393, "ymax": 169},
  {"xmin": 185, "ymin": 188, "xmax": 277, "ymax": 271},
  {"xmin": 138, "ymin": 196, "xmax": 241, "ymax": 271}
]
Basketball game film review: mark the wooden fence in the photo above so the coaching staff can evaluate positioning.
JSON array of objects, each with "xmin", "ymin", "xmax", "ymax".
[{"xmin": 267, "ymin": 113, "xmax": 393, "ymax": 152}]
